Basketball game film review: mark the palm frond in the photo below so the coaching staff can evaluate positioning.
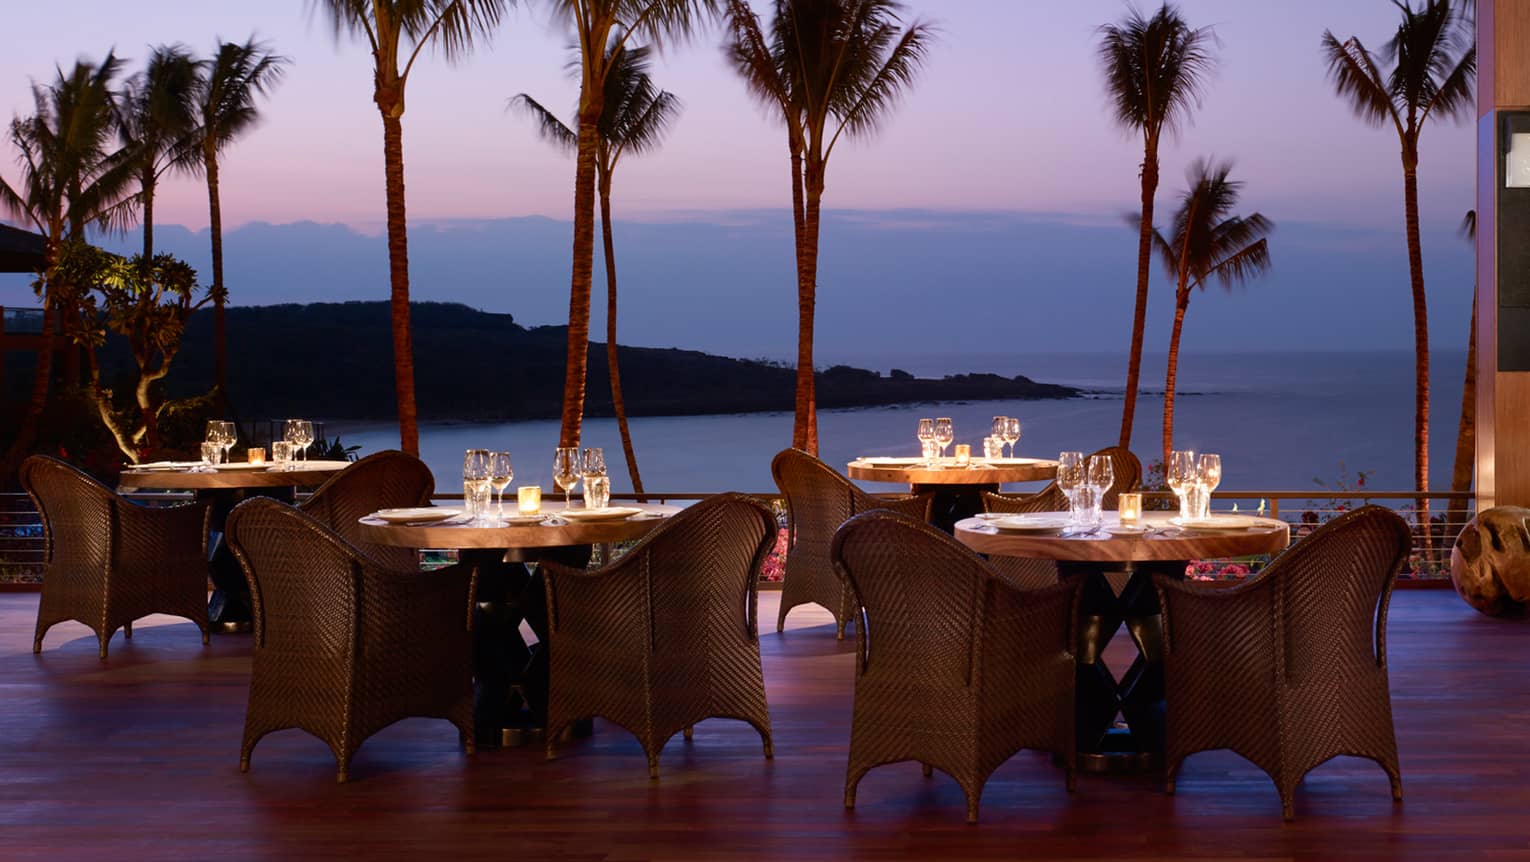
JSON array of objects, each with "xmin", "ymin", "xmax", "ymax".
[
  {"xmin": 193, "ymin": 38, "xmax": 289, "ymax": 159},
  {"xmin": 1321, "ymin": 31, "xmax": 1398, "ymax": 130},
  {"xmin": 614, "ymin": 89, "xmax": 681, "ymax": 161},
  {"xmin": 1205, "ymin": 236, "xmax": 1272, "ymax": 292},
  {"xmin": 508, "ymin": 94, "xmax": 578, "ymax": 152},
  {"xmin": 1097, "ymin": 4, "xmax": 1215, "ymax": 139},
  {"xmin": 1420, "ymin": 45, "xmax": 1476, "ymax": 124},
  {"xmin": 1460, "ymin": 208, "xmax": 1476, "ymax": 241},
  {"xmin": 830, "ymin": 17, "xmax": 934, "ymax": 150}
]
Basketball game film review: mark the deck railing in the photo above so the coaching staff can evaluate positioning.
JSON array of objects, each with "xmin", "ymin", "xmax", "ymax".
[{"xmin": 0, "ymin": 488, "xmax": 1473, "ymax": 586}]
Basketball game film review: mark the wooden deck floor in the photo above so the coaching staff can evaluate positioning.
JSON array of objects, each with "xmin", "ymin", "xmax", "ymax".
[{"xmin": 1, "ymin": 590, "xmax": 1528, "ymax": 861}]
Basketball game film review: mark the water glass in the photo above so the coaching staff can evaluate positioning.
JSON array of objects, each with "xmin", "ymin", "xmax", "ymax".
[
  {"xmin": 463, "ymin": 449, "xmax": 491, "ymax": 523},
  {"xmin": 917, "ymin": 418, "xmax": 936, "ymax": 465},
  {"xmin": 920, "ymin": 440, "xmax": 939, "ymax": 465},
  {"xmin": 990, "ymin": 417, "xmax": 1007, "ymax": 455},
  {"xmin": 583, "ymin": 474, "xmax": 611, "ymax": 510},
  {"xmin": 982, "ymin": 436, "xmax": 1003, "ymax": 460},
  {"xmin": 271, "ymin": 441, "xmax": 293, "ymax": 471},
  {"xmin": 199, "ymin": 441, "xmax": 222, "ymax": 470},
  {"xmin": 1056, "ymin": 451, "xmax": 1085, "ymax": 524}
]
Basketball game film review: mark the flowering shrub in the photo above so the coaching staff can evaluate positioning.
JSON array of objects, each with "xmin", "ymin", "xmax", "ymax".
[
  {"xmin": 1186, "ymin": 560, "xmax": 1255, "ymax": 581},
  {"xmin": 760, "ymin": 528, "xmax": 788, "ymax": 582}
]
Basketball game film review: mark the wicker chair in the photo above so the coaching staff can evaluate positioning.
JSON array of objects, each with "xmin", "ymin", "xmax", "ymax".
[
  {"xmin": 831, "ymin": 510, "xmax": 1078, "ymax": 823},
  {"xmin": 981, "ymin": 446, "xmax": 1142, "ymax": 588},
  {"xmin": 298, "ymin": 449, "xmax": 434, "ymax": 571},
  {"xmin": 541, "ymin": 493, "xmax": 778, "ymax": 779},
  {"xmin": 226, "ymin": 497, "xmax": 474, "ymax": 782},
  {"xmin": 772, "ymin": 448, "xmax": 932, "ymax": 638},
  {"xmin": 1154, "ymin": 505, "xmax": 1411, "ymax": 820},
  {"xmin": 21, "ymin": 455, "xmax": 211, "ymax": 659}
]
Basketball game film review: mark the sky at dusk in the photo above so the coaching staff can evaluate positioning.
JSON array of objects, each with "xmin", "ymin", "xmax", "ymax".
[{"xmin": 0, "ymin": 0, "xmax": 1479, "ymax": 359}]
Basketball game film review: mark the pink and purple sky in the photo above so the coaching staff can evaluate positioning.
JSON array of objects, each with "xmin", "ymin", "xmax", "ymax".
[{"xmin": 0, "ymin": 1, "xmax": 1478, "ymax": 360}]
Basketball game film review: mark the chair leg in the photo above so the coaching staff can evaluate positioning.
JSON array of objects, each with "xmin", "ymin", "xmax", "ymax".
[
  {"xmin": 97, "ymin": 631, "xmax": 110, "ymax": 660},
  {"xmin": 647, "ymin": 749, "xmax": 661, "ymax": 781},
  {"xmin": 835, "ymin": 618, "xmax": 847, "ymax": 641},
  {"xmin": 1388, "ymin": 770, "xmax": 1403, "ymax": 802},
  {"xmin": 963, "ymin": 784, "xmax": 981, "ymax": 825},
  {"xmin": 683, "ymin": 725, "xmax": 694, "ymax": 741},
  {"xmin": 123, "ymin": 621, "xmax": 133, "ymax": 640},
  {"xmin": 921, "ymin": 762, "xmax": 933, "ymax": 778},
  {"xmin": 844, "ymin": 769, "xmax": 865, "ymax": 810},
  {"xmin": 1065, "ymin": 766, "xmax": 1077, "ymax": 793}
]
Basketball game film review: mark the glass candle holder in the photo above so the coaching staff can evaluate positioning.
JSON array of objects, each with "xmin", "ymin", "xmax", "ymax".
[
  {"xmin": 954, "ymin": 444, "xmax": 971, "ymax": 468},
  {"xmin": 1118, "ymin": 492, "xmax": 1143, "ymax": 525},
  {"xmin": 247, "ymin": 447, "xmax": 266, "ymax": 465},
  {"xmin": 517, "ymin": 486, "xmax": 542, "ymax": 515}
]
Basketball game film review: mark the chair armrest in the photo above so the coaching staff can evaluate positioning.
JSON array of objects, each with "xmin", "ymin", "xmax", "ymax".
[
  {"xmin": 362, "ymin": 562, "xmax": 474, "ymax": 633},
  {"xmin": 1153, "ymin": 572, "xmax": 1278, "ymax": 662},
  {"xmin": 541, "ymin": 556, "xmax": 652, "ymax": 654},
  {"xmin": 982, "ymin": 576, "xmax": 1078, "ymax": 667}
]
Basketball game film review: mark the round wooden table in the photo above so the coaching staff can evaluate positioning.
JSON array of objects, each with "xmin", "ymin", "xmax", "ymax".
[
  {"xmin": 956, "ymin": 511, "xmax": 1290, "ymax": 771},
  {"xmin": 119, "ymin": 460, "xmax": 352, "ymax": 629},
  {"xmin": 359, "ymin": 502, "xmax": 682, "ymax": 747},
  {"xmin": 848, "ymin": 457, "xmax": 1059, "ymax": 531}
]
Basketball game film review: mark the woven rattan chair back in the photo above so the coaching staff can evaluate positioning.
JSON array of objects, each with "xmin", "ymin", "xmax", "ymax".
[
  {"xmin": 298, "ymin": 450, "xmax": 433, "ymax": 570},
  {"xmin": 831, "ymin": 509, "xmax": 1077, "ymax": 822},
  {"xmin": 1156, "ymin": 504, "xmax": 1411, "ymax": 819},
  {"xmin": 771, "ymin": 448, "xmax": 930, "ymax": 637},
  {"xmin": 21, "ymin": 455, "xmax": 211, "ymax": 658},
  {"xmin": 227, "ymin": 496, "xmax": 360, "ymax": 652},
  {"xmin": 543, "ymin": 493, "xmax": 778, "ymax": 778}
]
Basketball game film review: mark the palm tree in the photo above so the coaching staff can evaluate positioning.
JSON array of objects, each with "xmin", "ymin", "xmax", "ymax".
[
  {"xmin": 190, "ymin": 39, "xmax": 286, "ymax": 408},
  {"xmin": 117, "ymin": 45, "xmax": 199, "ymax": 261},
  {"xmin": 0, "ymin": 55, "xmax": 138, "ymax": 478},
  {"xmin": 725, "ymin": 0, "xmax": 934, "ymax": 454},
  {"xmin": 1144, "ymin": 159, "xmax": 1273, "ymax": 468},
  {"xmin": 1097, "ymin": 3, "xmax": 1214, "ymax": 452},
  {"xmin": 511, "ymin": 42, "xmax": 681, "ymax": 499},
  {"xmin": 1450, "ymin": 209, "xmax": 1476, "ymax": 539},
  {"xmin": 314, "ymin": 0, "xmax": 510, "ymax": 456},
  {"xmin": 542, "ymin": 0, "xmax": 717, "ymax": 451},
  {"xmin": 1322, "ymin": 0, "xmax": 1474, "ymax": 540}
]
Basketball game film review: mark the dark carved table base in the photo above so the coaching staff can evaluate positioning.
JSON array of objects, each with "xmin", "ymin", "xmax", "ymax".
[
  {"xmin": 204, "ymin": 487, "xmax": 296, "ymax": 630},
  {"xmin": 1057, "ymin": 559, "xmax": 1184, "ymax": 771},
  {"xmin": 911, "ymin": 483, "xmax": 999, "ymax": 534}
]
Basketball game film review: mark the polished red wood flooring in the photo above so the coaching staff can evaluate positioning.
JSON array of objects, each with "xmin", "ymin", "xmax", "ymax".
[{"xmin": 1, "ymin": 591, "xmax": 1527, "ymax": 861}]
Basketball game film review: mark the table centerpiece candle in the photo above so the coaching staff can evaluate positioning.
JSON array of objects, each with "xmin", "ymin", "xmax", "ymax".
[
  {"xmin": 247, "ymin": 447, "xmax": 266, "ymax": 466},
  {"xmin": 517, "ymin": 485, "xmax": 542, "ymax": 515},
  {"xmin": 1117, "ymin": 492, "xmax": 1143, "ymax": 525}
]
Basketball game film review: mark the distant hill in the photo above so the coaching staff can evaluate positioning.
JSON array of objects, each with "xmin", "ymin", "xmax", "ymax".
[{"xmin": 146, "ymin": 301, "xmax": 1077, "ymax": 421}]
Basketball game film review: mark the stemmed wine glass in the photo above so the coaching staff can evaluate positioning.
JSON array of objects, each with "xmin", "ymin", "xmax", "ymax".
[
  {"xmin": 284, "ymin": 419, "xmax": 315, "ymax": 463},
  {"xmin": 933, "ymin": 417, "xmax": 954, "ymax": 465},
  {"xmin": 991, "ymin": 417, "xmax": 1007, "ymax": 457},
  {"xmin": 1167, "ymin": 449, "xmax": 1198, "ymax": 520},
  {"xmin": 1056, "ymin": 451, "xmax": 1085, "ymax": 524},
  {"xmin": 552, "ymin": 447, "xmax": 581, "ymax": 511},
  {"xmin": 463, "ymin": 449, "xmax": 491, "ymax": 524},
  {"xmin": 488, "ymin": 452, "xmax": 514, "ymax": 519},
  {"xmin": 917, "ymin": 418, "xmax": 936, "ymax": 466},
  {"xmin": 1086, "ymin": 454, "xmax": 1115, "ymax": 527},
  {"xmin": 203, "ymin": 421, "xmax": 234, "ymax": 470},
  {"xmin": 1195, "ymin": 453, "xmax": 1222, "ymax": 520},
  {"xmin": 1004, "ymin": 417, "xmax": 1022, "ymax": 459}
]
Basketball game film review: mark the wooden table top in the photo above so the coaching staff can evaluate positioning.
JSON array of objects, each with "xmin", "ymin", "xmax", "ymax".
[
  {"xmin": 847, "ymin": 457, "xmax": 1058, "ymax": 486},
  {"xmin": 117, "ymin": 460, "xmax": 352, "ymax": 491},
  {"xmin": 355, "ymin": 502, "xmax": 684, "ymax": 550},
  {"xmin": 954, "ymin": 511, "xmax": 1290, "ymax": 563}
]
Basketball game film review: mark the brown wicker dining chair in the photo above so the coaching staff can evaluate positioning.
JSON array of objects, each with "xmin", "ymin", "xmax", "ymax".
[
  {"xmin": 771, "ymin": 448, "xmax": 932, "ymax": 638},
  {"xmin": 980, "ymin": 446, "xmax": 1142, "ymax": 587},
  {"xmin": 831, "ymin": 510, "xmax": 1078, "ymax": 823},
  {"xmin": 541, "ymin": 493, "xmax": 778, "ymax": 779},
  {"xmin": 298, "ymin": 449, "xmax": 434, "ymax": 571},
  {"xmin": 1154, "ymin": 505, "xmax": 1412, "ymax": 820},
  {"xmin": 226, "ymin": 497, "xmax": 474, "ymax": 782},
  {"xmin": 21, "ymin": 455, "xmax": 211, "ymax": 659}
]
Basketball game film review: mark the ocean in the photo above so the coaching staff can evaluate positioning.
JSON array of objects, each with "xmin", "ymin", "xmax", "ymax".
[{"xmin": 331, "ymin": 349, "xmax": 1471, "ymax": 499}]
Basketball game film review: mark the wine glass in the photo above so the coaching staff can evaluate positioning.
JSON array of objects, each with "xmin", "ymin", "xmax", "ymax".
[
  {"xmin": 933, "ymin": 417, "xmax": 954, "ymax": 465},
  {"xmin": 285, "ymin": 419, "xmax": 315, "ymax": 463},
  {"xmin": 1167, "ymin": 449, "xmax": 1198, "ymax": 520},
  {"xmin": 1195, "ymin": 453, "xmax": 1222, "ymax": 520},
  {"xmin": 991, "ymin": 417, "xmax": 1007, "ymax": 457},
  {"xmin": 206, "ymin": 420, "xmax": 235, "ymax": 465},
  {"xmin": 917, "ymin": 418, "xmax": 936, "ymax": 465},
  {"xmin": 1004, "ymin": 416, "xmax": 1022, "ymax": 458},
  {"xmin": 553, "ymin": 447, "xmax": 580, "ymax": 511},
  {"xmin": 1056, "ymin": 451, "xmax": 1085, "ymax": 524},
  {"xmin": 463, "ymin": 449, "xmax": 491, "ymax": 524},
  {"xmin": 489, "ymin": 451, "xmax": 514, "ymax": 519},
  {"xmin": 1087, "ymin": 454, "xmax": 1115, "ymax": 526}
]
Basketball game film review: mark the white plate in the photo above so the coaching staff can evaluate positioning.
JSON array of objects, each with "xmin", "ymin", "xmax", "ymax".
[
  {"xmin": 372, "ymin": 507, "xmax": 462, "ymax": 524},
  {"xmin": 1104, "ymin": 523, "xmax": 1151, "ymax": 536},
  {"xmin": 1169, "ymin": 515, "xmax": 1263, "ymax": 531},
  {"xmin": 498, "ymin": 513, "xmax": 549, "ymax": 526},
  {"xmin": 212, "ymin": 462, "xmax": 273, "ymax": 471},
  {"xmin": 990, "ymin": 515, "xmax": 1069, "ymax": 533},
  {"xmin": 557, "ymin": 506, "xmax": 644, "ymax": 522},
  {"xmin": 129, "ymin": 461, "xmax": 204, "ymax": 471},
  {"xmin": 858, "ymin": 457, "xmax": 923, "ymax": 466}
]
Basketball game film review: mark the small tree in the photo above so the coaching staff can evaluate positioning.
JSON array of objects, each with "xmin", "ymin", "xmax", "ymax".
[{"xmin": 48, "ymin": 241, "xmax": 219, "ymax": 463}]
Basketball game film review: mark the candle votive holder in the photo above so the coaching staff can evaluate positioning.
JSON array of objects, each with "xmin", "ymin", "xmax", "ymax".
[
  {"xmin": 247, "ymin": 447, "xmax": 266, "ymax": 466},
  {"xmin": 517, "ymin": 485, "xmax": 542, "ymax": 515},
  {"xmin": 1118, "ymin": 492, "xmax": 1143, "ymax": 525},
  {"xmin": 954, "ymin": 444, "xmax": 971, "ymax": 468}
]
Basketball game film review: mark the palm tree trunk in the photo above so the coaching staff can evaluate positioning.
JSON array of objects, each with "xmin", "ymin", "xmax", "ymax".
[
  {"xmin": 796, "ymin": 162, "xmax": 825, "ymax": 455},
  {"xmin": 381, "ymin": 112, "xmax": 420, "ymax": 455},
  {"xmin": 1163, "ymin": 293, "xmax": 1189, "ymax": 471},
  {"xmin": 560, "ymin": 108, "xmax": 603, "ymax": 449},
  {"xmin": 1449, "ymin": 287, "xmax": 1477, "ymax": 541},
  {"xmin": 599, "ymin": 173, "xmax": 644, "ymax": 500},
  {"xmin": 206, "ymin": 148, "xmax": 228, "ymax": 401},
  {"xmin": 1120, "ymin": 143, "xmax": 1160, "ymax": 451},
  {"xmin": 1402, "ymin": 152, "xmax": 1431, "ymax": 563},
  {"xmin": 142, "ymin": 170, "xmax": 156, "ymax": 260}
]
